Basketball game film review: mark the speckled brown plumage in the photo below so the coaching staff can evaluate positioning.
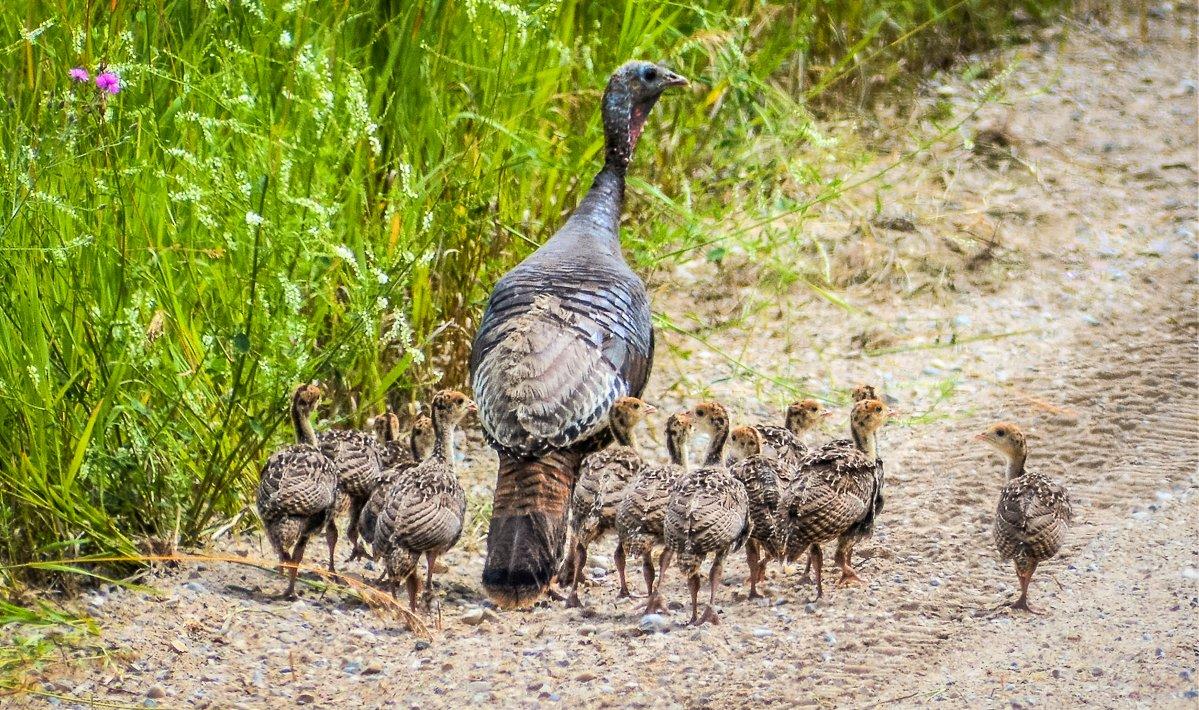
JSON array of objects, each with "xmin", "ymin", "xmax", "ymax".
[
  {"xmin": 979, "ymin": 422, "xmax": 1072, "ymax": 613},
  {"xmin": 566, "ymin": 397, "xmax": 654, "ymax": 607},
  {"xmin": 727, "ymin": 426, "xmax": 788, "ymax": 599},
  {"xmin": 616, "ymin": 410, "xmax": 692, "ymax": 598},
  {"xmin": 373, "ymin": 391, "xmax": 475, "ymax": 612},
  {"xmin": 318, "ymin": 425, "xmax": 383, "ymax": 562},
  {"xmin": 256, "ymin": 384, "xmax": 340, "ymax": 598},
  {"xmin": 358, "ymin": 413, "xmax": 437, "ymax": 563},
  {"xmin": 752, "ymin": 398, "xmax": 827, "ymax": 473},
  {"xmin": 784, "ymin": 399, "xmax": 890, "ymax": 599},
  {"xmin": 651, "ymin": 402, "xmax": 749, "ymax": 625}
]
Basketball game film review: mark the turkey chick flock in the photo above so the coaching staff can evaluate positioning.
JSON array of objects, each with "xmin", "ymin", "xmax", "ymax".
[{"xmin": 256, "ymin": 383, "xmax": 1071, "ymax": 622}]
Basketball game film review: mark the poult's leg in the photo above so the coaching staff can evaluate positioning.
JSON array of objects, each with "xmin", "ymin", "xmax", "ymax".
[
  {"xmin": 834, "ymin": 537, "xmax": 864, "ymax": 587},
  {"xmin": 698, "ymin": 554, "xmax": 724, "ymax": 625},
  {"xmin": 423, "ymin": 552, "xmax": 439, "ymax": 611},
  {"xmin": 687, "ymin": 574, "xmax": 701, "ymax": 625},
  {"xmin": 614, "ymin": 541, "xmax": 633, "ymax": 598},
  {"xmin": 566, "ymin": 541, "xmax": 588, "ymax": 608},
  {"xmin": 346, "ymin": 499, "xmax": 367, "ymax": 562},
  {"xmin": 809, "ymin": 544, "xmax": 825, "ymax": 602},
  {"xmin": 641, "ymin": 551, "xmax": 657, "ymax": 599},
  {"xmin": 405, "ymin": 573, "xmax": 420, "ymax": 612},
  {"xmin": 1010, "ymin": 562, "xmax": 1041, "ymax": 614},
  {"xmin": 644, "ymin": 549, "xmax": 671, "ymax": 615},
  {"xmin": 324, "ymin": 516, "xmax": 339, "ymax": 573},
  {"xmin": 799, "ymin": 552, "xmax": 813, "ymax": 584},
  {"xmin": 285, "ymin": 536, "xmax": 310, "ymax": 599},
  {"xmin": 746, "ymin": 541, "xmax": 763, "ymax": 599}
]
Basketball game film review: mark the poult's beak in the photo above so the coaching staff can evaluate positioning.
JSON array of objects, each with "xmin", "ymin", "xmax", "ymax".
[
  {"xmin": 466, "ymin": 402, "xmax": 478, "ymax": 415},
  {"xmin": 821, "ymin": 411, "xmax": 835, "ymax": 419},
  {"xmin": 643, "ymin": 404, "xmax": 659, "ymax": 415},
  {"xmin": 973, "ymin": 433, "xmax": 988, "ymax": 442}
]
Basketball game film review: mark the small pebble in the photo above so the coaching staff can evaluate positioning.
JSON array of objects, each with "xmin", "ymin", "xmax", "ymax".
[{"xmin": 637, "ymin": 614, "xmax": 669, "ymax": 634}]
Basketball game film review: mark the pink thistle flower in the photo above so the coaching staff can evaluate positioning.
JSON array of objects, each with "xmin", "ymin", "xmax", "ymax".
[
  {"xmin": 69, "ymin": 67, "xmax": 89, "ymax": 82},
  {"xmin": 95, "ymin": 72, "xmax": 121, "ymax": 94}
]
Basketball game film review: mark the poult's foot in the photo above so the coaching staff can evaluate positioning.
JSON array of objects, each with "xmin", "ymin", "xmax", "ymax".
[
  {"xmin": 836, "ymin": 570, "xmax": 864, "ymax": 587},
  {"xmin": 694, "ymin": 605, "xmax": 721, "ymax": 626},
  {"xmin": 565, "ymin": 593, "xmax": 582, "ymax": 609},
  {"xmin": 643, "ymin": 594, "xmax": 667, "ymax": 615},
  {"xmin": 748, "ymin": 588, "xmax": 764, "ymax": 601},
  {"xmin": 1009, "ymin": 597, "xmax": 1042, "ymax": 615}
]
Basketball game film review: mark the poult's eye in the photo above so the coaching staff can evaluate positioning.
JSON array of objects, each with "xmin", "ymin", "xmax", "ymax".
[
  {"xmin": 996, "ymin": 429, "xmax": 1006, "ymax": 437},
  {"xmin": 641, "ymin": 66, "xmax": 659, "ymax": 82}
]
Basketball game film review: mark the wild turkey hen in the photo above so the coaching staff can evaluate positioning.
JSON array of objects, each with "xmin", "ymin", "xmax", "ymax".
[
  {"xmin": 256, "ymin": 384, "xmax": 339, "ymax": 598},
  {"xmin": 469, "ymin": 60, "xmax": 688, "ymax": 607},
  {"xmin": 976, "ymin": 422, "xmax": 1072, "ymax": 613}
]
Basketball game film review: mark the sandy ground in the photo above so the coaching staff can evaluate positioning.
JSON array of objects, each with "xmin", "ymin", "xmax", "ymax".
[{"xmin": 9, "ymin": 8, "xmax": 1198, "ymax": 709}]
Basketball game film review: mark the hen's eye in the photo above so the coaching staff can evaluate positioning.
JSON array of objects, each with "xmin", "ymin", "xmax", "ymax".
[{"xmin": 641, "ymin": 66, "xmax": 659, "ymax": 82}]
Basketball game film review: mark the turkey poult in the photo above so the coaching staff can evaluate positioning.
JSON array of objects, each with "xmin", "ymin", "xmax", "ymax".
[
  {"xmin": 977, "ymin": 422, "xmax": 1072, "ymax": 613},
  {"xmin": 373, "ymin": 411, "xmax": 435, "ymax": 471},
  {"xmin": 726, "ymin": 426, "xmax": 789, "ymax": 599},
  {"xmin": 355, "ymin": 414, "xmax": 437, "ymax": 564},
  {"xmin": 753, "ymin": 399, "xmax": 829, "ymax": 470},
  {"xmin": 651, "ymin": 402, "xmax": 750, "ymax": 625},
  {"xmin": 318, "ymin": 411, "xmax": 383, "ymax": 565},
  {"xmin": 566, "ymin": 397, "xmax": 656, "ymax": 608},
  {"xmin": 616, "ymin": 410, "xmax": 693, "ymax": 605},
  {"xmin": 469, "ymin": 60, "xmax": 688, "ymax": 607},
  {"xmin": 373, "ymin": 390, "xmax": 476, "ymax": 611},
  {"xmin": 784, "ymin": 398, "xmax": 892, "ymax": 600},
  {"xmin": 256, "ymin": 384, "xmax": 340, "ymax": 598}
]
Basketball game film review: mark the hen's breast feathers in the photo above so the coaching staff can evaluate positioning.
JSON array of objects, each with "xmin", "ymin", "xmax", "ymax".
[{"xmin": 470, "ymin": 259, "xmax": 652, "ymax": 457}]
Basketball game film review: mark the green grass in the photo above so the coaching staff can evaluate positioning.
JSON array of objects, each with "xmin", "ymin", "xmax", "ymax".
[{"xmin": 0, "ymin": 0, "xmax": 1068, "ymax": 595}]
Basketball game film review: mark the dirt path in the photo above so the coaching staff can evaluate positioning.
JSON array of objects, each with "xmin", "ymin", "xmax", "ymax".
[{"xmin": 12, "ymin": 8, "xmax": 1198, "ymax": 709}]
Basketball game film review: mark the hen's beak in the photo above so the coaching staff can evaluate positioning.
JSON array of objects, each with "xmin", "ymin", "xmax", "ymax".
[{"xmin": 662, "ymin": 69, "xmax": 689, "ymax": 88}]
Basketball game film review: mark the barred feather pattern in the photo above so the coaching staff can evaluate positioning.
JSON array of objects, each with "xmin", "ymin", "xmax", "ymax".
[
  {"xmin": 663, "ymin": 466, "xmax": 750, "ymax": 578},
  {"xmin": 616, "ymin": 462, "xmax": 685, "ymax": 559},
  {"xmin": 469, "ymin": 265, "xmax": 653, "ymax": 459},
  {"xmin": 379, "ymin": 442, "xmax": 416, "ymax": 471},
  {"xmin": 783, "ymin": 439, "xmax": 883, "ymax": 562},
  {"xmin": 753, "ymin": 425, "xmax": 809, "ymax": 474},
  {"xmin": 729, "ymin": 455, "xmax": 788, "ymax": 559},
  {"xmin": 571, "ymin": 446, "xmax": 644, "ymax": 546},
  {"xmin": 358, "ymin": 457, "xmax": 428, "ymax": 554},
  {"xmin": 373, "ymin": 456, "xmax": 467, "ymax": 582},
  {"xmin": 256, "ymin": 445, "xmax": 339, "ymax": 558},
  {"xmin": 318, "ymin": 429, "xmax": 383, "ymax": 499},
  {"xmin": 994, "ymin": 470, "xmax": 1072, "ymax": 572}
]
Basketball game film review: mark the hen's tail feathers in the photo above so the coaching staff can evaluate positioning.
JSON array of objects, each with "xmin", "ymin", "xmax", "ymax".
[{"xmin": 483, "ymin": 451, "xmax": 581, "ymax": 609}]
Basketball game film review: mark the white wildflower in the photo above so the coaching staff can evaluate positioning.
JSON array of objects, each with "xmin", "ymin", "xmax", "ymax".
[
  {"xmin": 279, "ymin": 30, "xmax": 293, "ymax": 48},
  {"xmin": 335, "ymin": 244, "xmax": 355, "ymax": 261},
  {"xmin": 245, "ymin": 211, "xmax": 264, "ymax": 226}
]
